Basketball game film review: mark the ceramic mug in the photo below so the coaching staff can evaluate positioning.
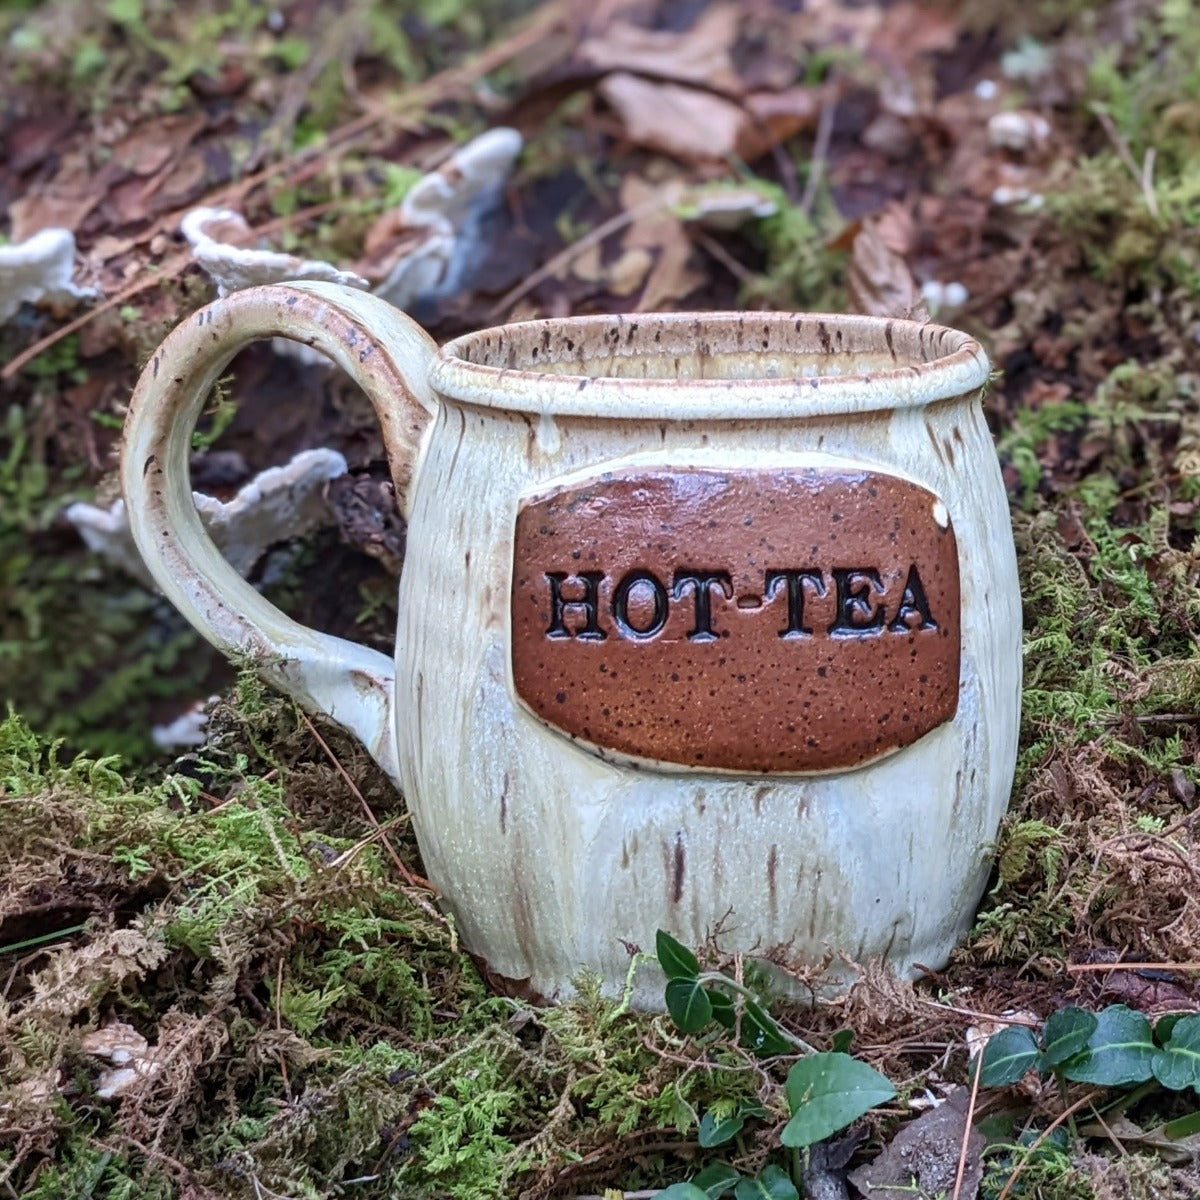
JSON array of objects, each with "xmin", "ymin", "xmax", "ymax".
[{"xmin": 121, "ymin": 282, "xmax": 1021, "ymax": 1004}]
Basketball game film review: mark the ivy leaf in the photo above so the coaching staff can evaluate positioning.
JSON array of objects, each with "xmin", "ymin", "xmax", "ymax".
[
  {"xmin": 709, "ymin": 988, "xmax": 737, "ymax": 1031},
  {"xmin": 666, "ymin": 977, "xmax": 713, "ymax": 1033},
  {"xmin": 1039, "ymin": 1008, "xmax": 1098, "ymax": 1070},
  {"xmin": 1152, "ymin": 1015, "xmax": 1200, "ymax": 1092},
  {"xmin": 781, "ymin": 1053, "xmax": 897, "ymax": 1148},
  {"xmin": 657, "ymin": 930, "xmax": 700, "ymax": 980},
  {"xmin": 1062, "ymin": 1005, "xmax": 1156, "ymax": 1086},
  {"xmin": 734, "ymin": 1166, "xmax": 799, "ymax": 1200},
  {"xmin": 740, "ymin": 997, "xmax": 794, "ymax": 1057},
  {"xmin": 692, "ymin": 1163, "xmax": 742, "ymax": 1197},
  {"xmin": 659, "ymin": 1185, "xmax": 711, "ymax": 1200},
  {"xmin": 977, "ymin": 1025, "xmax": 1041, "ymax": 1086},
  {"xmin": 699, "ymin": 1110, "xmax": 745, "ymax": 1148}
]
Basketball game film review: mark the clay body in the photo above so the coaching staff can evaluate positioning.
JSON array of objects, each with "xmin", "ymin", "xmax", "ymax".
[{"xmin": 121, "ymin": 282, "xmax": 1020, "ymax": 1005}]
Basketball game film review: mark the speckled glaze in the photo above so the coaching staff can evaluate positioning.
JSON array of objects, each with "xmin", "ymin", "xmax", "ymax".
[{"xmin": 121, "ymin": 282, "xmax": 1021, "ymax": 1006}]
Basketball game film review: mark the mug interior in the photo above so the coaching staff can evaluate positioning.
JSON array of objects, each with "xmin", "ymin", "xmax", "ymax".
[{"xmin": 431, "ymin": 312, "xmax": 989, "ymax": 419}]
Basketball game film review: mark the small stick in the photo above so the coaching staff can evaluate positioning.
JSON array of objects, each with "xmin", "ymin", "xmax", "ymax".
[
  {"xmin": 799, "ymin": 85, "xmax": 837, "ymax": 217},
  {"xmin": 485, "ymin": 197, "xmax": 668, "ymax": 318},
  {"xmin": 299, "ymin": 712, "xmax": 444, "ymax": 918},
  {"xmin": 1094, "ymin": 109, "xmax": 1160, "ymax": 220},
  {"xmin": 1066, "ymin": 961, "xmax": 1200, "ymax": 973},
  {"xmin": 995, "ymin": 1091, "xmax": 1102, "ymax": 1200},
  {"xmin": 951, "ymin": 1054, "xmax": 983, "ymax": 1200}
]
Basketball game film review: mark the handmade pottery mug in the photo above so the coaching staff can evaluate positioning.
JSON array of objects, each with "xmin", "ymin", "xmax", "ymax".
[{"xmin": 121, "ymin": 282, "xmax": 1021, "ymax": 1005}]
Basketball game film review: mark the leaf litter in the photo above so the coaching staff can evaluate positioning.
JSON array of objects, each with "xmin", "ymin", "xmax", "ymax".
[{"xmin": 2, "ymin": 0, "xmax": 1200, "ymax": 1197}]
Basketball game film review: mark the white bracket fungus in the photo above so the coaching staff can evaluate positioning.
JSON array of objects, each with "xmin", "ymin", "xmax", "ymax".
[
  {"xmin": 359, "ymin": 126, "xmax": 523, "ymax": 309},
  {"xmin": 0, "ymin": 227, "xmax": 96, "ymax": 323},
  {"xmin": 65, "ymin": 447, "xmax": 348, "ymax": 587},
  {"xmin": 180, "ymin": 207, "xmax": 369, "ymax": 296}
]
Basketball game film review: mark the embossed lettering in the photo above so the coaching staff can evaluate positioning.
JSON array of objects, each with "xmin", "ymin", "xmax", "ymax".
[
  {"xmin": 764, "ymin": 569, "xmax": 827, "ymax": 638},
  {"xmin": 829, "ymin": 568, "xmax": 887, "ymax": 636},
  {"xmin": 545, "ymin": 571, "xmax": 607, "ymax": 641},
  {"xmin": 672, "ymin": 570, "xmax": 734, "ymax": 642},
  {"xmin": 887, "ymin": 564, "xmax": 938, "ymax": 632},
  {"xmin": 612, "ymin": 570, "xmax": 669, "ymax": 639}
]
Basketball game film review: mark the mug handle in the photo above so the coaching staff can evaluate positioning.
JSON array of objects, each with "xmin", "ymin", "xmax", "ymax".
[{"xmin": 120, "ymin": 281, "xmax": 439, "ymax": 782}]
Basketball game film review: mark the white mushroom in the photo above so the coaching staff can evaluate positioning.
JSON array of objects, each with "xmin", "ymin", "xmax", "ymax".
[
  {"xmin": 0, "ymin": 227, "xmax": 96, "ymax": 323},
  {"xmin": 180, "ymin": 207, "xmax": 369, "ymax": 296},
  {"xmin": 65, "ymin": 447, "xmax": 348, "ymax": 587}
]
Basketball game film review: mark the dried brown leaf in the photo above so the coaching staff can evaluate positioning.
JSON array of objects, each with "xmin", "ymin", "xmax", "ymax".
[
  {"xmin": 599, "ymin": 73, "xmax": 746, "ymax": 162},
  {"xmin": 847, "ymin": 217, "xmax": 930, "ymax": 321},
  {"xmin": 621, "ymin": 176, "xmax": 704, "ymax": 311},
  {"xmin": 578, "ymin": 4, "xmax": 742, "ymax": 94},
  {"xmin": 738, "ymin": 87, "xmax": 822, "ymax": 160}
]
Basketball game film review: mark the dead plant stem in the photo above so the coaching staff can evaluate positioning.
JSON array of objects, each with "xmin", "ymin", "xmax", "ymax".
[
  {"xmin": 951, "ymin": 1057, "xmax": 982, "ymax": 1200},
  {"xmin": 995, "ymin": 1091, "xmax": 1102, "ymax": 1200}
]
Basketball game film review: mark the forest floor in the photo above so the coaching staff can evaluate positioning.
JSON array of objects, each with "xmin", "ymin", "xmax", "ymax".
[{"xmin": 2, "ymin": 0, "xmax": 1200, "ymax": 1197}]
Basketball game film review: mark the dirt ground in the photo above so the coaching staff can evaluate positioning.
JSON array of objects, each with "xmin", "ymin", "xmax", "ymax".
[{"xmin": 2, "ymin": 1, "xmax": 1200, "ymax": 1197}]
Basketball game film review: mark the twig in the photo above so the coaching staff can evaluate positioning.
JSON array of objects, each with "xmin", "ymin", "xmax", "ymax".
[
  {"xmin": 800, "ymin": 84, "xmax": 837, "ymax": 217},
  {"xmin": 951, "ymin": 1054, "xmax": 983, "ymax": 1200},
  {"xmin": 485, "ymin": 196, "xmax": 668, "ymax": 318},
  {"xmin": 1066, "ymin": 960, "xmax": 1200, "ymax": 973},
  {"xmin": 1094, "ymin": 109, "xmax": 1160, "ymax": 220},
  {"xmin": 299, "ymin": 712, "xmax": 445, "ymax": 928},
  {"xmin": 693, "ymin": 229, "xmax": 754, "ymax": 283},
  {"xmin": 995, "ymin": 1091, "xmax": 1102, "ymax": 1200},
  {"xmin": 917, "ymin": 998, "xmax": 1042, "ymax": 1027},
  {"xmin": 300, "ymin": 712, "xmax": 422, "ymax": 884}
]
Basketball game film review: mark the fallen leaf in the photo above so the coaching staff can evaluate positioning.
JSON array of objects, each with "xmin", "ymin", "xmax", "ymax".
[
  {"xmin": 600, "ymin": 73, "xmax": 746, "ymax": 162},
  {"xmin": 7, "ymin": 150, "xmax": 112, "ymax": 241},
  {"xmin": 109, "ymin": 113, "xmax": 208, "ymax": 177},
  {"xmin": 847, "ymin": 217, "xmax": 930, "ymax": 321},
  {"xmin": 620, "ymin": 175, "xmax": 704, "ymax": 311},
  {"xmin": 739, "ymin": 87, "xmax": 823, "ymax": 160},
  {"xmin": 578, "ymin": 5, "xmax": 742, "ymax": 94}
]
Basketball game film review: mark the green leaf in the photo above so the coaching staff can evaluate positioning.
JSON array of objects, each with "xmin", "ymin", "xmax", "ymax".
[
  {"xmin": 977, "ymin": 1025, "xmax": 1041, "ymax": 1086},
  {"xmin": 832, "ymin": 1028, "xmax": 855, "ymax": 1053},
  {"xmin": 657, "ymin": 929, "xmax": 701, "ymax": 979},
  {"xmin": 659, "ymin": 1185, "xmax": 711, "ymax": 1200},
  {"xmin": 1062, "ymin": 1005, "xmax": 1156, "ymax": 1086},
  {"xmin": 709, "ymin": 987, "xmax": 737, "ymax": 1030},
  {"xmin": 781, "ymin": 1052, "xmax": 897, "ymax": 1148},
  {"xmin": 699, "ymin": 1110, "xmax": 745, "ymax": 1148},
  {"xmin": 734, "ymin": 1167, "xmax": 799, "ymax": 1200},
  {"xmin": 692, "ymin": 1163, "xmax": 742, "ymax": 1197},
  {"xmin": 666, "ymin": 977, "xmax": 713, "ymax": 1033},
  {"xmin": 1039, "ymin": 1008, "xmax": 1098, "ymax": 1069},
  {"xmin": 1162, "ymin": 1109, "xmax": 1200, "ymax": 1140},
  {"xmin": 1156, "ymin": 1014, "xmax": 1183, "ymax": 1044},
  {"xmin": 1152, "ymin": 1015, "xmax": 1200, "ymax": 1092},
  {"xmin": 740, "ymin": 997, "xmax": 794, "ymax": 1056}
]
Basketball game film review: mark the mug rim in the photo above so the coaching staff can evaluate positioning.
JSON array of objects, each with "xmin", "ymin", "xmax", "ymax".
[{"xmin": 429, "ymin": 311, "xmax": 990, "ymax": 421}]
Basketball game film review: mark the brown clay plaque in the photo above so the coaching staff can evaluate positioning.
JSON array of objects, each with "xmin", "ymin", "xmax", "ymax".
[{"xmin": 511, "ymin": 468, "xmax": 960, "ymax": 773}]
